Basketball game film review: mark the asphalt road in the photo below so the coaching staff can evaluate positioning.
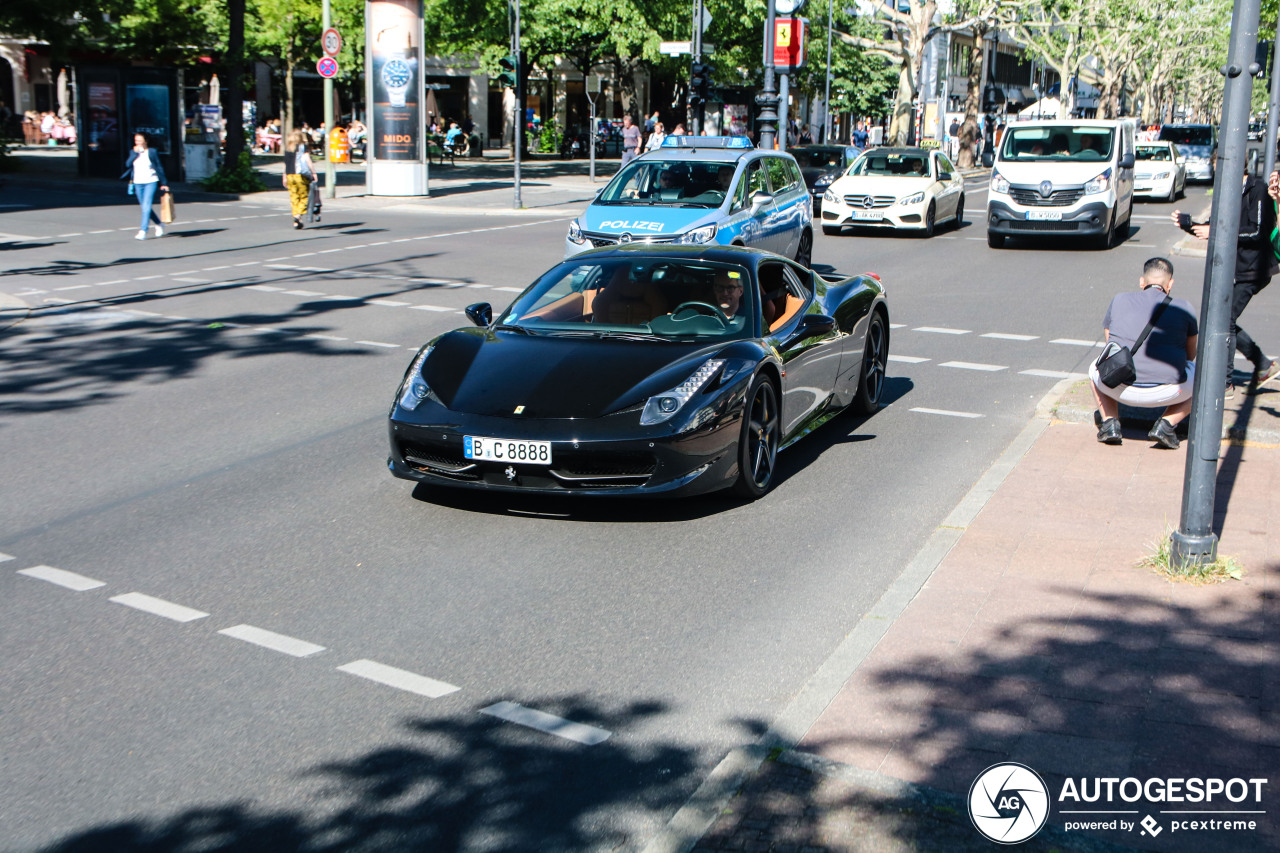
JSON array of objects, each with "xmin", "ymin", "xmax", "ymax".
[{"xmin": 1, "ymin": 175, "xmax": 1268, "ymax": 852}]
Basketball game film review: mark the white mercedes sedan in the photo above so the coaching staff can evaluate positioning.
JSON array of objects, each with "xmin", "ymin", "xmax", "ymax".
[{"xmin": 820, "ymin": 147, "xmax": 965, "ymax": 238}]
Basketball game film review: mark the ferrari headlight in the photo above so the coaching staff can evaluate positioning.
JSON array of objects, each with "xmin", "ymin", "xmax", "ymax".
[
  {"xmin": 567, "ymin": 220, "xmax": 586, "ymax": 244},
  {"xmin": 678, "ymin": 224, "xmax": 717, "ymax": 244},
  {"xmin": 898, "ymin": 191, "xmax": 925, "ymax": 206},
  {"xmin": 640, "ymin": 359, "xmax": 725, "ymax": 425},
  {"xmin": 823, "ymin": 189, "xmax": 837, "ymax": 203},
  {"xmin": 990, "ymin": 171, "xmax": 1009, "ymax": 194},
  {"xmin": 1085, "ymin": 168, "xmax": 1113, "ymax": 195},
  {"xmin": 397, "ymin": 345, "xmax": 435, "ymax": 411}
]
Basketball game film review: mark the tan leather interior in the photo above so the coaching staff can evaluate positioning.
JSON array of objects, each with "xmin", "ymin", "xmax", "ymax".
[
  {"xmin": 591, "ymin": 268, "xmax": 669, "ymax": 324},
  {"xmin": 769, "ymin": 294, "xmax": 806, "ymax": 331},
  {"xmin": 522, "ymin": 287, "xmax": 598, "ymax": 322}
]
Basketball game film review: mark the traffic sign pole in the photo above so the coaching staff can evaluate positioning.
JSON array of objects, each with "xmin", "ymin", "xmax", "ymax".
[{"xmin": 321, "ymin": 0, "xmax": 336, "ymax": 199}]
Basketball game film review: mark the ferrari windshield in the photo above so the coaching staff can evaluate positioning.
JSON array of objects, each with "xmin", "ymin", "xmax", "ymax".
[
  {"xmin": 596, "ymin": 159, "xmax": 737, "ymax": 208},
  {"xmin": 1001, "ymin": 125, "xmax": 1115, "ymax": 161},
  {"xmin": 501, "ymin": 258, "xmax": 756, "ymax": 340}
]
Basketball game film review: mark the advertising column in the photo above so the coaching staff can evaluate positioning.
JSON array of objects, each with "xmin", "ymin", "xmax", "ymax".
[{"xmin": 367, "ymin": 0, "xmax": 427, "ymax": 195}]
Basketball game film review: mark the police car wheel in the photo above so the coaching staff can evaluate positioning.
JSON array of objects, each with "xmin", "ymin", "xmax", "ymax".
[{"xmin": 794, "ymin": 231, "xmax": 812, "ymax": 268}]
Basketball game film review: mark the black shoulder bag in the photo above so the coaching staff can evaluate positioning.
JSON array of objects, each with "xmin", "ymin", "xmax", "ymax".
[{"xmin": 1096, "ymin": 294, "xmax": 1171, "ymax": 389}]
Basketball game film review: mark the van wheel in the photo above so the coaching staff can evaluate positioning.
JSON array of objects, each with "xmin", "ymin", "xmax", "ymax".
[{"xmin": 987, "ymin": 230, "xmax": 1005, "ymax": 249}]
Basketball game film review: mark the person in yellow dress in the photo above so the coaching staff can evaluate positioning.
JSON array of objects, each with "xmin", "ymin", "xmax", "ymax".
[{"xmin": 282, "ymin": 130, "xmax": 315, "ymax": 229}]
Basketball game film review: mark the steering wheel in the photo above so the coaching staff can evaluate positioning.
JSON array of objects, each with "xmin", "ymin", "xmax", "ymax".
[{"xmin": 670, "ymin": 301, "xmax": 731, "ymax": 324}]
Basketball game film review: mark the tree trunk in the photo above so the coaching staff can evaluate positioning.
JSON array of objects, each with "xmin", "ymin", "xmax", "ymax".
[
  {"xmin": 956, "ymin": 28, "xmax": 986, "ymax": 169},
  {"xmin": 284, "ymin": 60, "xmax": 295, "ymax": 141},
  {"xmin": 223, "ymin": 0, "xmax": 246, "ymax": 165},
  {"xmin": 887, "ymin": 63, "xmax": 914, "ymax": 145}
]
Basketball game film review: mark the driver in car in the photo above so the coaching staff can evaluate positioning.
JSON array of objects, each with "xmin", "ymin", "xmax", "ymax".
[
  {"xmin": 717, "ymin": 165, "xmax": 736, "ymax": 192},
  {"xmin": 712, "ymin": 269, "xmax": 746, "ymax": 317}
]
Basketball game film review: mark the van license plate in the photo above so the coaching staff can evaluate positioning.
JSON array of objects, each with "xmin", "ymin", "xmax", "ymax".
[{"xmin": 1026, "ymin": 210, "xmax": 1063, "ymax": 221}]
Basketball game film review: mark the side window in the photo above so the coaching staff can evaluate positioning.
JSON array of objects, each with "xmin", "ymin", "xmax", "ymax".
[
  {"xmin": 939, "ymin": 154, "xmax": 955, "ymax": 174},
  {"xmin": 747, "ymin": 161, "xmax": 769, "ymax": 198},
  {"xmin": 787, "ymin": 159, "xmax": 803, "ymax": 187},
  {"xmin": 766, "ymin": 157, "xmax": 790, "ymax": 193},
  {"xmin": 732, "ymin": 166, "xmax": 750, "ymax": 210},
  {"xmin": 781, "ymin": 264, "xmax": 811, "ymax": 298}
]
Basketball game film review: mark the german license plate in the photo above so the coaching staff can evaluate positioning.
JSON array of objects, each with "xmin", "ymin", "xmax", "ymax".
[
  {"xmin": 851, "ymin": 209, "xmax": 882, "ymax": 221},
  {"xmin": 464, "ymin": 436, "xmax": 552, "ymax": 465},
  {"xmin": 1026, "ymin": 210, "xmax": 1063, "ymax": 221}
]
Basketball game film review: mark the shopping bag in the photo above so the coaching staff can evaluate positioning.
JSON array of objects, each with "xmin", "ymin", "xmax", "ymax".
[
  {"xmin": 159, "ymin": 190, "xmax": 176, "ymax": 224},
  {"xmin": 307, "ymin": 179, "xmax": 321, "ymax": 224}
]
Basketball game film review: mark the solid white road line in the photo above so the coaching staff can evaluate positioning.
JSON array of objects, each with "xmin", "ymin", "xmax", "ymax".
[
  {"xmin": 337, "ymin": 659, "xmax": 461, "ymax": 698},
  {"xmin": 1051, "ymin": 338, "xmax": 1104, "ymax": 347},
  {"xmin": 17, "ymin": 565, "xmax": 106, "ymax": 591},
  {"xmin": 218, "ymin": 624, "xmax": 326, "ymax": 657},
  {"xmin": 480, "ymin": 701, "xmax": 612, "ymax": 745},
  {"xmin": 887, "ymin": 355, "xmax": 930, "ymax": 363},
  {"xmin": 913, "ymin": 326, "xmax": 971, "ymax": 335},
  {"xmin": 910, "ymin": 407, "xmax": 984, "ymax": 418},
  {"xmin": 939, "ymin": 361, "xmax": 1007, "ymax": 372},
  {"xmin": 1021, "ymin": 369, "xmax": 1088, "ymax": 380},
  {"xmin": 109, "ymin": 592, "xmax": 209, "ymax": 623},
  {"xmin": 982, "ymin": 332, "xmax": 1039, "ymax": 341}
]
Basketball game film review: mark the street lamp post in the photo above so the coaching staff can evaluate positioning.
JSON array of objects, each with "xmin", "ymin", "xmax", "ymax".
[
  {"xmin": 322, "ymin": 0, "xmax": 336, "ymax": 199},
  {"xmin": 823, "ymin": 0, "xmax": 833, "ymax": 144},
  {"xmin": 1264, "ymin": 23, "xmax": 1280, "ymax": 178},
  {"xmin": 757, "ymin": 0, "xmax": 780, "ymax": 149}
]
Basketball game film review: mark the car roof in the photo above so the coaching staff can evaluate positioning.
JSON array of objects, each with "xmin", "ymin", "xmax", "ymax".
[
  {"xmin": 637, "ymin": 146, "xmax": 791, "ymax": 166},
  {"xmin": 562, "ymin": 243, "xmax": 789, "ymax": 269},
  {"xmin": 862, "ymin": 147, "xmax": 933, "ymax": 157}
]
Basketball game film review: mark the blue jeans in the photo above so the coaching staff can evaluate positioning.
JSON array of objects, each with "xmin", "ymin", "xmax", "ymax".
[{"xmin": 136, "ymin": 181, "xmax": 161, "ymax": 231}]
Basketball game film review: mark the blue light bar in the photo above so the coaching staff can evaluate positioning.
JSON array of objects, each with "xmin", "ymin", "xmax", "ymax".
[{"xmin": 660, "ymin": 136, "xmax": 754, "ymax": 149}]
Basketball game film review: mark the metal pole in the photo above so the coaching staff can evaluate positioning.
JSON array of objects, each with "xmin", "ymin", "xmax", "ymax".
[
  {"xmin": 778, "ymin": 73, "xmax": 789, "ymax": 151},
  {"xmin": 1171, "ymin": 0, "xmax": 1263, "ymax": 569},
  {"xmin": 692, "ymin": 0, "xmax": 703, "ymax": 136},
  {"xmin": 757, "ymin": 0, "xmax": 779, "ymax": 149},
  {"xmin": 1264, "ymin": 23, "xmax": 1280, "ymax": 177},
  {"xmin": 512, "ymin": 0, "xmax": 522, "ymax": 209},
  {"xmin": 588, "ymin": 92, "xmax": 596, "ymax": 182},
  {"xmin": 823, "ymin": 0, "xmax": 833, "ymax": 144},
  {"xmin": 322, "ymin": 0, "xmax": 336, "ymax": 198}
]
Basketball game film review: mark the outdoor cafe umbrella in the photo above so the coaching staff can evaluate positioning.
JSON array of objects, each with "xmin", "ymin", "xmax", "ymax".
[
  {"xmin": 57, "ymin": 68, "xmax": 69, "ymax": 118},
  {"xmin": 208, "ymin": 74, "xmax": 221, "ymax": 106},
  {"xmin": 425, "ymin": 86, "xmax": 439, "ymax": 128}
]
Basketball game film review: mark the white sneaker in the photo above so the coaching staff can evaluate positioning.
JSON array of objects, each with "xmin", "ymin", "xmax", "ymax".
[
  {"xmin": 135, "ymin": 230, "xmax": 147, "ymax": 240},
  {"xmin": 153, "ymin": 224, "xmax": 164, "ymax": 237}
]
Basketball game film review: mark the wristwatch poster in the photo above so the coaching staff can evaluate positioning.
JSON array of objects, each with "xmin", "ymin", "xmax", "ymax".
[{"xmin": 381, "ymin": 58, "xmax": 412, "ymax": 108}]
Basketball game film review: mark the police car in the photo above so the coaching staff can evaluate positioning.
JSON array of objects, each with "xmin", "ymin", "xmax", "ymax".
[{"xmin": 565, "ymin": 136, "xmax": 814, "ymax": 268}]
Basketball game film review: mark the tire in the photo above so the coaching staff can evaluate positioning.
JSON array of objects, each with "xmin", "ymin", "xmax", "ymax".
[
  {"xmin": 822, "ymin": 224, "xmax": 841, "ymax": 236},
  {"xmin": 1113, "ymin": 213, "xmax": 1129, "ymax": 246},
  {"xmin": 1097, "ymin": 213, "xmax": 1115, "ymax": 249},
  {"xmin": 854, "ymin": 311, "xmax": 888, "ymax": 415},
  {"xmin": 794, "ymin": 229, "xmax": 812, "ymax": 268},
  {"xmin": 732, "ymin": 375, "xmax": 781, "ymax": 499},
  {"xmin": 954, "ymin": 193, "xmax": 965, "ymax": 228},
  {"xmin": 921, "ymin": 202, "xmax": 936, "ymax": 238},
  {"xmin": 987, "ymin": 230, "xmax": 1005, "ymax": 249}
]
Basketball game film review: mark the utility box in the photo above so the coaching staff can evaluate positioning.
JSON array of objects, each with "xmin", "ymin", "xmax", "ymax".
[{"xmin": 183, "ymin": 141, "xmax": 221, "ymax": 180}]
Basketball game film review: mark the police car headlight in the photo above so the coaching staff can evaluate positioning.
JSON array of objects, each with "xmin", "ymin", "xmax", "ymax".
[
  {"xmin": 1085, "ymin": 168, "xmax": 1113, "ymax": 195},
  {"xmin": 990, "ymin": 171, "xmax": 1010, "ymax": 194},
  {"xmin": 678, "ymin": 224, "xmax": 717, "ymax": 244},
  {"xmin": 567, "ymin": 220, "xmax": 586, "ymax": 244},
  {"xmin": 823, "ymin": 189, "xmax": 838, "ymax": 203},
  {"xmin": 898, "ymin": 191, "xmax": 925, "ymax": 206}
]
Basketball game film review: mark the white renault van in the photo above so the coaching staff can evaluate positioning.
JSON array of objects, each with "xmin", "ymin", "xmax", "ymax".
[{"xmin": 986, "ymin": 119, "xmax": 1136, "ymax": 249}]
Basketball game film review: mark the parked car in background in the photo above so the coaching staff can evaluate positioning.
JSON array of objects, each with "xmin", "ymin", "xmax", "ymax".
[
  {"xmin": 820, "ymin": 147, "xmax": 965, "ymax": 238},
  {"xmin": 788, "ymin": 144, "xmax": 862, "ymax": 213},
  {"xmin": 1133, "ymin": 141, "xmax": 1186, "ymax": 202},
  {"xmin": 1157, "ymin": 124, "xmax": 1215, "ymax": 181}
]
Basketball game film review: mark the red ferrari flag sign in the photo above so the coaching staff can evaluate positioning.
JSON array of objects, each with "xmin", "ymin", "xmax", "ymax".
[{"xmin": 773, "ymin": 18, "xmax": 808, "ymax": 70}]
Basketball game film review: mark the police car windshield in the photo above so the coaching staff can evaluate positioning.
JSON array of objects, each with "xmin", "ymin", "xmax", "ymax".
[{"xmin": 597, "ymin": 159, "xmax": 737, "ymax": 208}]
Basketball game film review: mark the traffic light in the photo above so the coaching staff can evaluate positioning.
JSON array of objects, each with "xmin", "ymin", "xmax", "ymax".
[
  {"xmin": 498, "ymin": 55, "xmax": 518, "ymax": 89},
  {"xmin": 690, "ymin": 61, "xmax": 713, "ymax": 107}
]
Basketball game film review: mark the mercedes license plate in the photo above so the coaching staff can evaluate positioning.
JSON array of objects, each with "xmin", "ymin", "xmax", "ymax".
[
  {"xmin": 851, "ymin": 210, "xmax": 882, "ymax": 221},
  {"xmin": 464, "ymin": 436, "xmax": 552, "ymax": 465},
  {"xmin": 1026, "ymin": 210, "xmax": 1063, "ymax": 221}
]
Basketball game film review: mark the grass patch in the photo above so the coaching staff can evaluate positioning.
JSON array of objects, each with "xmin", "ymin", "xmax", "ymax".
[{"xmin": 1138, "ymin": 527, "xmax": 1243, "ymax": 584}]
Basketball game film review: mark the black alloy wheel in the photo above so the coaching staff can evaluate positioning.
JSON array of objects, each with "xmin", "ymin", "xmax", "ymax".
[
  {"xmin": 854, "ymin": 311, "xmax": 888, "ymax": 414},
  {"xmin": 920, "ymin": 202, "xmax": 936, "ymax": 238},
  {"xmin": 795, "ymin": 230, "xmax": 813, "ymax": 268},
  {"xmin": 733, "ymin": 375, "xmax": 781, "ymax": 499},
  {"xmin": 954, "ymin": 193, "xmax": 965, "ymax": 227}
]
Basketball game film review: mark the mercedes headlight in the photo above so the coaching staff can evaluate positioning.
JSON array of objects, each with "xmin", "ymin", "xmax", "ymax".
[
  {"xmin": 990, "ymin": 171, "xmax": 1009, "ymax": 194},
  {"xmin": 823, "ymin": 189, "xmax": 838, "ymax": 203},
  {"xmin": 1084, "ymin": 168, "xmax": 1113, "ymax": 195},
  {"xmin": 640, "ymin": 359, "xmax": 725, "ymax": 425},
  {"xmin": 1153, "ymin": 171, "xmax": 1170, "ymax": 180},
  {"xmin": 397, "ymin": 345, "xmax": 435, "ymax": 411},
  {"xmin": 567, "ymin": 220, "xmax": 586, "ymax": 244},
  {"xmin": 899, "ymin": 191, "xmax": 925, "ymax": 206},
  {"xmin": 678, "ymin": 224, "xmax": 717, "ymax": 244}
]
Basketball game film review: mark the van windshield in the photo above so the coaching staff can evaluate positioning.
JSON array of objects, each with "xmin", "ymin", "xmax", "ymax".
[{"xmin": 1001, "ymin": 126, "xmax": 1115, "ymax": 162}]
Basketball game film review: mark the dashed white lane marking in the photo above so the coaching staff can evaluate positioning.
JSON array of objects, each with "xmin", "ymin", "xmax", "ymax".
[
  {"xmin": 1021, "ymin": 369, "xmax": 1088, "ymax": 379},
  {"xmin": 90, "ymin": 229, "xmax": 115, "ymax": 234},
  {"xmin": 204, "ymin": 265, "xmax": 231, "ymax": 271},
  {"xmin": 1051, "ymin": 338, "xmax": 1104, "ymax": 347},
  {"xmin": 982, "ymin": 332, "xmax": 1039, "ymax": 341},
  {"xmin": 54, "ymin": 284, "xmax": 91, "ymax": 291},
  {"xmin": 305, "ymin": 333, "xmax": 348, "ymax": 341},
  {"xmin": 367, "ymin": 299, "xmax": 410, "ymax": 307},
  {"xmin": 17, "ymin": 565, "xmax": 106, "ymax": 591},
  {"xmin": 939, "ymin": 361, "xmax": 1007, "ymax": 372},
  {"xmin": 337, "ymin": 659, "xmax": 461, "ymax": 698},
  {"xmin": 467, "ymin": 283, "xmax": 492, "ymax": 289},
  {"xmin": 57, "ymin": 232, "xmax": 83, "ymax": 237},
  {"xmin": 480, "ymin": 701, "xmax": 612, "ymax": 745},
  {"xmin": 0, "ymin": 552, "xmax": 13, "ymax": 562},
  {"xmin": 253, "ymin": 327, "xmax": 283, "ymax": 334},
  {"xmin": 493, "ymin": 286, "xmax": 524, "ymax": 293},
  {"xmin": 135, "ymin": 274, "xmax": 163, "ymax": 280},
  {"xmin": 233, "ymin": 261, "xmax": 260, "ymax": 267},
  {"xmin": 411, "ymin": 304, "xmax": 453, "ymax": 312},
  {"xmin": 284, "ymin": 290, "xmax": 324, "ymax": 296},
  {"xmin": 910, "ymin": 407, "xmax": 984, "ymax": 418},
  {"xmin": 914, "ymin": 326, "xmax": 971, "ymax": 335},
  {"xmin": 174, "ymin": 278, "xmax": 210, "ymax": 284},
  {"xmin": 888, "ymin": 354, "xmax": 930, "ymax": 363},
  {"xmin": 98, "ymin": 279, "xmax": 128, "ymax": 285},
  {"xmin": 109, "ymin": 592, "xmax": 209, "ymax": 623},
  {"xmin": 264, "ymin": 256, "xmax": 291, "ymax": 262},
  {"xmin": 889, "ymin": 323, "xmax": 906, "ymax": 329},
  {"xmin": 170, "ymin": 270, "xmax": 197, "ymax": 276},
  {"xmin": 218, "ymin": 624, "xmax": 326, "ymax": 657},
  {"xmin": 246, "ymin": 285, "xmax": 284, "ymax": 292},
  {"xmin": 356, "ymin": 340, "xmax": 400, "ymax": 348}
]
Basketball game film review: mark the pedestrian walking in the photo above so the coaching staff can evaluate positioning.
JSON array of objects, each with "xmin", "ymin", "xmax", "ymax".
[
  {"xmin": 282, "ymin": 130, "xmax": 316, "ymax": 230},
  {"xmin": 1172, "ymin": 164, "xmax": 1280, "ymax": 396},
  {"xmin": 121, "ymin": 133, "xmax": 169, "ymax": 241},
  {"xmin": 644, "ymin": 121, "xmax": 667, "ymax": 151},
  {"xmin": 620, "ymin": 115, "xmax": 642, "ymax": 167}
]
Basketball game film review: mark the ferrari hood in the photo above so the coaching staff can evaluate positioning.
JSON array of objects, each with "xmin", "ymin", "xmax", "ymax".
[
  {"xmin": 579, "ymin": 205, "xmax": 717, "ymax": 238},
  {"xmin": 423, "ymin": 329, "xmax": 712, "ymax": 419}
]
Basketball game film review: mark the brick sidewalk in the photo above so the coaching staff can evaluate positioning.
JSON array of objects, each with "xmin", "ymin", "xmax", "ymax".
[{"xmin": 692, "ymin": 420, "xmax": 1279, "ymax": 852}]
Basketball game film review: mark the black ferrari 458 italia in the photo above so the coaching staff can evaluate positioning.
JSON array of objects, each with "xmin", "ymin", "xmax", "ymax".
[{"xmin": 388, "ymin": 245, "xmax": 888, "ymax": 499}]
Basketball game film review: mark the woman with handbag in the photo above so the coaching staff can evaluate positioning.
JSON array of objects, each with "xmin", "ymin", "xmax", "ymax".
[
  {"xmin": 283, "ymin": 130, "xmax": 315, "ymax": 230},
  {"xmin": 121, "ymin": 133, "xmax": 169, "ymax": 240}
]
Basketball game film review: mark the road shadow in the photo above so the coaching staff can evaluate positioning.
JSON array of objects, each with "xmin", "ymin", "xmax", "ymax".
[{"xmin": 25, "ymin": 694, "xmax": 727, "ymax": 853}]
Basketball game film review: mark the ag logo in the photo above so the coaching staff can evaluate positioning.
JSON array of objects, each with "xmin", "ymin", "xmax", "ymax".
[{"xmin": 968, "ymin": 762, "xmax": 1050, "ymax": 844}]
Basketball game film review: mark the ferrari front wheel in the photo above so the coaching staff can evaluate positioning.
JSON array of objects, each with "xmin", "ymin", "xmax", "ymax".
[
  {"xmin": 854, "ymin": 311, "xmax": 887, "ymax": 414},
  {"xmin": 732, "ymin": 375, "xmax": 781, "ymax": 499}
]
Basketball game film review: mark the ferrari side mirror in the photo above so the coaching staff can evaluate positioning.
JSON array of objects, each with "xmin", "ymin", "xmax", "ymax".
[{"xmin": 465, "ymin": 302, "xmax": 493, "ymax": 327}]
